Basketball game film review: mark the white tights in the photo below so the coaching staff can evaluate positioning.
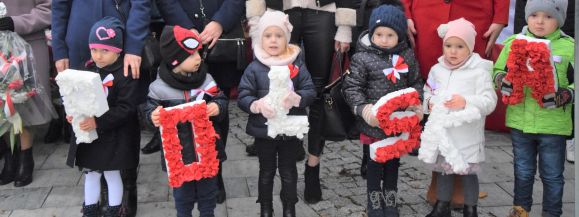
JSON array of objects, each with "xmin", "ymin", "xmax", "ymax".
[{"xmin": 84, "ymin": 170, "xmax": 123, "ymax": 206}]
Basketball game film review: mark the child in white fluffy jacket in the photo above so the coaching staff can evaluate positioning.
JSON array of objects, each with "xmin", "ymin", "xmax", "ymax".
[{"xmin": 418, "ymin": 18, "xmax": 497, "ymax": 217}]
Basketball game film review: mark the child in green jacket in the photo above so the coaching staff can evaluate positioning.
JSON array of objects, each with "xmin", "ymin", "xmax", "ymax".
[{"xmin": 493, "ymin": 1, "xmax": 574, "ymax": 217}]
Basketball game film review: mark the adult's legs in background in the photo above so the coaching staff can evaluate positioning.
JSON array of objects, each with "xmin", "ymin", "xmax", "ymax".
[{"xmin": 287, "ymin": 8, "xmax": 336, "ymax": 204}]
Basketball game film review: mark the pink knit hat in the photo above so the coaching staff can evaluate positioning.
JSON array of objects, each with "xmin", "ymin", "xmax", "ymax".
[
  {"xmin": 249, "ymin": 10, "xmax": 293, "ymax": 50},
  {"xmin": 437, "ymin": 18, "xmax": 477, "ymax": 52}
]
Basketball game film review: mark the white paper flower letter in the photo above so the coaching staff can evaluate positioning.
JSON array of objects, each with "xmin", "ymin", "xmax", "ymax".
[
  {"xmin": 56, "ymin": 69, "xmax": 109, "ymax": 144},
  {"xmin": 264, "ymin": 66, "xmax": 309, "ymax": 139},
  {"xmin": 418, "ymin": 92, "xmax": 481, "ymax": 174}
]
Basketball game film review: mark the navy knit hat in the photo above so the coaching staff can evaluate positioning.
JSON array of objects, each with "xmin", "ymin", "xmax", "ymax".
[
  {"xmin": 368, "ymin": 5, "xmax": 407, "ymax": 41},
  {"xmin": 88, "ymin": 16, "xmax": 124, "ymax": 53}
]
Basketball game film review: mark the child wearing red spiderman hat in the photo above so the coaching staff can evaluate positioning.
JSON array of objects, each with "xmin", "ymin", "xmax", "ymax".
[{"xmin": 144, "ymin": 25, "xmax": 229, "ymax": 217}]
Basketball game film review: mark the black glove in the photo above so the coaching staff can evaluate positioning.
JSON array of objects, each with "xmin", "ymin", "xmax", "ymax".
[
  {"xmin": 0, "ymin": 17, "xmax": 14, "ymax": 32},
  {"xmin": 495, "ymin": 73, "xmax": 512, "ymax": 96},
  {"xmin": 542, "ymin": 88, "xmax": 573, "ymax": 108}
]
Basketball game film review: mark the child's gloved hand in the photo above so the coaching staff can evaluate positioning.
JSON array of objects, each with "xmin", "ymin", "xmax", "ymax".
[
  {"xmin": 542, "ymin": 88, "xmax": 573, "ymax": 109},
  {"xmin": 495, "ymin": 73, "xmax": 512, "ymax": 96},
  {"xmin": 250, "ymin": 98, "xmax": 276, "ymax": 118},
  {"xmin": 206, "ymin": 102, "xmax": 220, "ymax": 117},
  {"xmin": 151, "ymin": 106, "xmax": 162, "ymax": 127},
  {"xmin": 361, "ymin": 104, "xmax": 379, "ymax": 127},
  {"xmin": 282, "ymin": 91, "xmax": 301, "ymax": 110}
]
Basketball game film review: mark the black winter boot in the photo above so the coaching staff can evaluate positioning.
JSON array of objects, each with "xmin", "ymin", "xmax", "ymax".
[
  {"xmin": 383, "ymin": 189, "xmax": 399, "ymax": 217},
  {"xmin": 303, "ymin": 162, "xmax": 322, "ymax": 204},
  {"xmin": 0, "ymin": 144, "xmax": 17, "ymax": 185},
  {"xmin": 361, "ymin": 145, "xmax": 369, "ymax": 179},
  {"xmin": 282, "ymin": 201, "xmax": 296, "ymax": 217},
  {"xmin": 82, "ymin": 203, "xmax": 100, "ymax": 217},
  {"xmin": 216, "ymin": 163, "xmax": 226, "ymax": 204},
  {"xmin": 426, "ymin": 200, "xmax": 451, "ymax": 217},
  {"xmin": 463, "ymin": 205, "xmax": 478, "ymax": 217},
  {"xmin": 259, "ymin": 202, "xmax": 273, "ymax": 217},
  {"xmin": 104, "ymin": 205, "xmax": 122, "ymax": 217},
  {"xmin": 121, "ymin": 168, "xmax": 138, "ymax": 217},
  {"xmin": 141, "ymin": 132, "xmax": 161, "ymax": 154},
  {"xmin": 14, "ymin": 147, "xmax": 33, "ymax": 187},
  {"xmin": 367, "ymin": 190, "xmax": 385, "ymax": 217}
]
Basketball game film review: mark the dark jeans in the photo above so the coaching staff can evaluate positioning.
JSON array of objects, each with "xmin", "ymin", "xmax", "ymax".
[
  {"xmin": 511, "ymin": 129, "xmax": 566, "ymax": 217},
  {"xmin": 367, "ymin": 156, "xmax": 400, "ymax": 192},
  {"xmin": 255, "ymin": 137, "xmax": 299, "ymax": 205},
  {"xmin": 287, "ymin": 8, "xmax": 336, "ymax": 157},
  {"xmin": 173, "ymin": 177, "xmax": 218, "ymax": 217}
]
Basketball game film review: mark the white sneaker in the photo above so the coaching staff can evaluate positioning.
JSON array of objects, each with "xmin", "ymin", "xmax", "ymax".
[{"xmin": 566, "ymin": 139, "xmax": 574, "ymax": 163}]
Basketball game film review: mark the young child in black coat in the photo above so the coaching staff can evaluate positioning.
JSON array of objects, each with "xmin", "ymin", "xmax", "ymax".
[{"xmin": 65, "ymin": 16, "xmax": 140, "ymax": 217}]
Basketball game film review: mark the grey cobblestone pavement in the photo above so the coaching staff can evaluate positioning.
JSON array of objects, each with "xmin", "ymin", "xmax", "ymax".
[{"xmin": 0, "ymin": 101, "xmax": 574, "ymax": 216}]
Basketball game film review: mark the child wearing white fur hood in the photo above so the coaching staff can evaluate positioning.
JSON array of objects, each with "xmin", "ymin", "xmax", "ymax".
[{"xmin": 418, "ymin": 18, "xmax": 497, "ymax": 217}]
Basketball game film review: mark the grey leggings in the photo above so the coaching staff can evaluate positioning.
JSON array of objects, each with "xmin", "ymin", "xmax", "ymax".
[{"xmin": 435, "ymin": 172, "xmax": 479, "ymax": 206}]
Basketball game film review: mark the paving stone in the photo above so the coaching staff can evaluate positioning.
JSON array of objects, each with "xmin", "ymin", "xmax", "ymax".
[
  {"xmin": 137, "ymin": 164, "xmax": 168, "ymax": 185},
  {"xmin": 8, "ymin": 206, "xmax": 81, "ymax": 217},
  {"xmin": 478, "ymin": 183, "xmax": 513, "ymax": 207},
  {"xmin": 225, "ymin": 144, "xmax": 253, "ymax": 161},
  {"xmin": 0, "ymin": 187, "xmax": 50, "ymax": 210},
  {"xmin": 0, "ymin": 210, "xmax": 9, "ymax": 217},
  {"xmin": 137, "ymin": 182, "xmax": 170, "ymax": 203},
  {"xmin": 478, "ymin": 162, "xmax": 515, "ymax": 184},
  {"xmin": 32, "ymin": 142, "xmax": 58, "ymax": 170},
  {"xmin": 484, "ymin": 147, "xmax": 513, "ymax": 163},
  {"xmin": 223, "ymin": 177, "xmax": 249, "ymax": 199},
  {"xmin": 0, "ymin": 169, "xmax": 81, "ymax": 191},
  {"xmin": 42, "ymin": 186, "xmax": 83, "ymax": 208},
  {"xmin": 39, "ymin": 143, "xmax": 70, "ymax": 169},
  {"xmin": 222, "ymin": 159, "xmax": 259, "ymax": 178},
  {"xmin": 136, "ymin": 201, "xmax": 176, "ymax": 217}
]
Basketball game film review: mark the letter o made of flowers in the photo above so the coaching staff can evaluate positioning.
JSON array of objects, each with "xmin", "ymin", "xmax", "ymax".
[
  {"xmin": 371, "ymin": 88, "xmax": 422, "ymax": 163},
  {"xmin": 159, "ymin": 101, "xmax": 219, "ymax": 188}
]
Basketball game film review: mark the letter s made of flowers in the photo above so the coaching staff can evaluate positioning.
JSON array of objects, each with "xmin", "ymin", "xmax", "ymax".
[{"xmin": 370, "ymin": 88, "xmax": 422, "ymax": 163}]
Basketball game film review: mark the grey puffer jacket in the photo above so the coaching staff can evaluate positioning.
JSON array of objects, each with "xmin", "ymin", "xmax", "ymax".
[{"xmin": 343, "ymin": 31, "xmax": 423, "ymax": 139}]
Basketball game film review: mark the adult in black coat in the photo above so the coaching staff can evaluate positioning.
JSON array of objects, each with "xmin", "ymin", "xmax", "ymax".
[{"xmin": 156, "ymin": 0, "xmax": 245, "ymax": 204}]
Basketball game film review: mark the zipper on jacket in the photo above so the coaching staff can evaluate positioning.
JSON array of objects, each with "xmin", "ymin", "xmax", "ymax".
[{"xmin": 199, "ymin": 0, "xmax": 206, "ymax": 19}]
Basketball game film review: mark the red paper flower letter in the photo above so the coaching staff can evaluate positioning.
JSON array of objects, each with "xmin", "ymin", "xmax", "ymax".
[{"xmin": 159, "ymin": 101, "xmax": 219, "ymax": 188}]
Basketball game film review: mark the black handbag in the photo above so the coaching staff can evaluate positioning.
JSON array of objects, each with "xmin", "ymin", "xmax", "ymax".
[
  {"xmin": 113, "ymin": 0, "xmax": 162, "ymax": 70},
  {"xmin": 322, "ymin": 52, "xmax": 357, "ymax": 141},
  {"xmin": 204, "ymin": 22, "xmax": 248, "ymax": 71},
  {"xmin": 197, "ymin": 0, "xmax": 248, "ymax": 71}
]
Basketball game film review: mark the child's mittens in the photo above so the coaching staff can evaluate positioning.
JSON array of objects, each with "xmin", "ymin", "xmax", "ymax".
[
  {"xmin": 495, "ymin": 73, "xmax": 512, "ymax": 96},
  {"xmin": 542, "ymin": 88, "xmax": 574, "ymax": 109},
  {"xmin": 361, "ymin": 104, "xmax": 379, "ymax": 127},
  {"xmin": 250, "ymin": 98, "xmax": 276, "ymax": 118},
  {"xmin": 282, "ymin": 91, "xmax": 301, "ymax": 110}
]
